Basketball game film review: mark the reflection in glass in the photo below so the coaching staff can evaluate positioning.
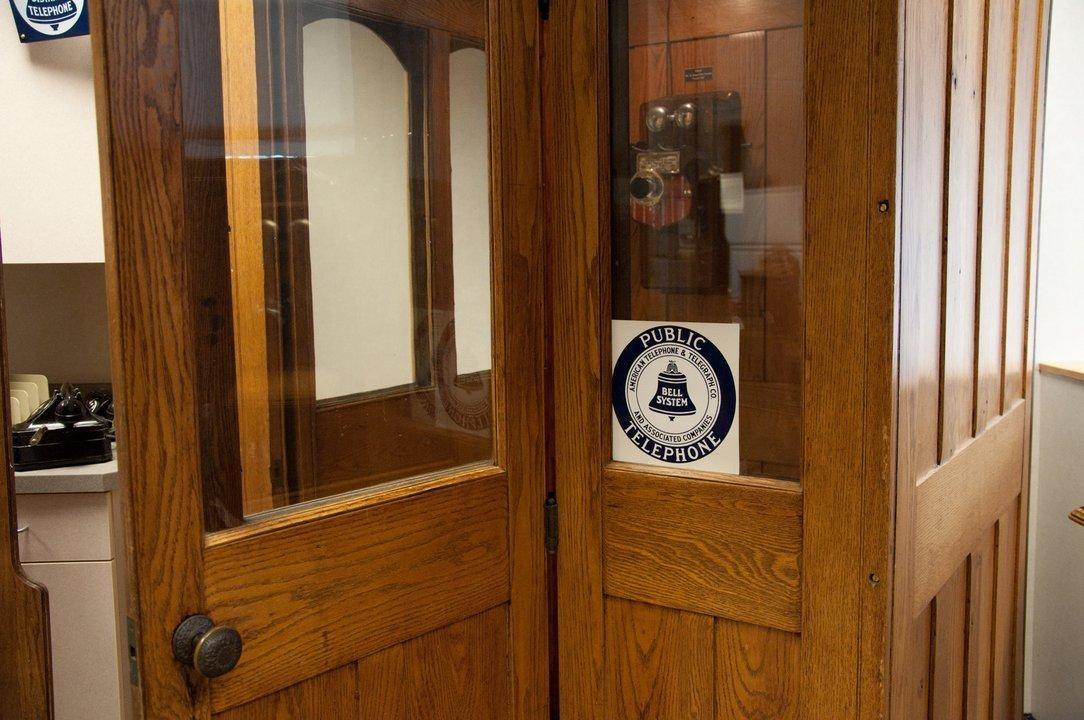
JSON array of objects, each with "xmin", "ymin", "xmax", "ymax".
[
  {"xmin": 303, "ymin": 19, "xmax": 414, "ymax": 398},
  {"xmin": 198, "ymin": 0, "xmax": 493, "ymax": 527},
  {"xmin": 610, "ymin": 1, "xmax": 805, "ymax": 481}
]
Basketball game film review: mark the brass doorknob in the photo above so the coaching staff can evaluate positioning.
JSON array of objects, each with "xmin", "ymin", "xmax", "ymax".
[{"xmin": 172, "ymin": 614, "xmax": 243, "ymax": 678}]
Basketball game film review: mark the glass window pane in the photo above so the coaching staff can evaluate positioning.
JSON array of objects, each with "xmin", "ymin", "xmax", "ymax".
[
  {"xmin": 198, "ymin": 0, "xmax": 493, "ymax": 527},
  {"xmin": 610, "ymin": 1, "xmax": 804, "ymax": 481}
]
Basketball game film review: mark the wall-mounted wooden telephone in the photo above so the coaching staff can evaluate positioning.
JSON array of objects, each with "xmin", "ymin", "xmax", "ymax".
[{"xmin": 629, "ymin": 91, "xmax": 744, "ymax": 291}]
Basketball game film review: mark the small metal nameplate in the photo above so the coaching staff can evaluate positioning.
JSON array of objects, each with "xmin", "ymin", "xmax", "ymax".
[
  {"xmin": 636, "ymin": 151, "xmax": 681, "ymax": 175},
  {"xmin": 683, "ymin": 66, "xmax": 714, "ymax": 82}
]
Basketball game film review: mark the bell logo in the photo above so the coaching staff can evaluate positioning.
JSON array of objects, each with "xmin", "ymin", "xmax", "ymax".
[
  {"xmin": 647, "ymin": 360, "xmax": 698, "ymax": 420},
  {"xmin": 9, "ymin": 0, "xmax": 88, "ymax": 41},
  {"xmin": 612, "ymin": 321, "xmax": 739, "ymax": 471}
]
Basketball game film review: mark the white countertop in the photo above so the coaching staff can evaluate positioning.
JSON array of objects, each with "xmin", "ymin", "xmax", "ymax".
[{"xmin": 14, "ymin": 457, "xmax": 118, "ymax": 494}]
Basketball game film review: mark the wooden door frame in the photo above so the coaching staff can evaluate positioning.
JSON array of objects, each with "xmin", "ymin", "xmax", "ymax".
[
  {"xmin": 89, "ymin": 0, "xmax": 546, "ymax": 716},
  {"xmin": 0, "ymin": 264, "xmax": 53, "ymax": 719},
  {"xmin": 544, "ymin": 1, "xmax": 902, "ymax": 718}
]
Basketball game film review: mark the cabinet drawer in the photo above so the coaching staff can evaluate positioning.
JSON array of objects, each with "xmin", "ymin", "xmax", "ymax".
[{"xmin": 16, "ymin": 493, "xmax": 113, "ymax": 562}]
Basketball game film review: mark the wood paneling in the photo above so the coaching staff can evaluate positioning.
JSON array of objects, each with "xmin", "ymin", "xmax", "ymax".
[
  {"xmin": 913, "ymin": 402, "xmax": 1025, "ymax": 611},
  {"xmin": 0, "ymin": 265, "xmax": 52, "ymax": 718},
  {"xmin": 204, "ymin": 472, "xmax": 509, "ymax": 712},
  {"xmin": 990, "ymin": 507, "xmax": 1019, "ymax": 717},
  {"xmin": 214, "ymin": 664, "xmax": 358, "ymax": 720},
  {"xmin": 939, "ymin": 0, "xmax": 984, "ymax": 461},
  {"xmin": 716, "ymin": 619, "xmax": 799, "ymax": 720},
  {"xmin": 1003, "ymin": 0, "xmax": 1044, "ymax": 407},
  {"xmin": 357, "ymin": 606, "xmax": 512, "ymax": 719},
  {"xmin": 667, "ymin": 0, "xmax": 802, "ymax": 42},
  {"xmin": 891, "ymin": 0, "xmax": 950, "ymax": 714},
  {"xmin": 603, "ymin": 466, "xmax": 801, "ymax": 631},
  {"xmin": 930, "ymin": 565, "xmax": 967, "ymax": 720},
  {"xmin": 603, "ymin": 598, "xmax": 713, "ymax": 719},
  {"xmin": 627, "ymin": 0, "xmax": 668, "ymax": 47},
  {"xmin": 313, "ymin": 383, "xmax": 490, "ymax": 496},
  {"xmin": 974, "ymin": 0, "xmax": 1016, "ymax": 432},
  {"xmin": 965, "ymin": 527, "xmax": 996, "ymax": 719},
  {"xmin": 890, "ymin": 0, "xmax": 1049, "ymax": 715}
]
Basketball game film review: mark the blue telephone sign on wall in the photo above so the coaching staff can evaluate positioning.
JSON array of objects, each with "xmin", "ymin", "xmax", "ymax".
[{"xmin": 7, "ymin": 0, "xmax": 89, "ymax": 43}]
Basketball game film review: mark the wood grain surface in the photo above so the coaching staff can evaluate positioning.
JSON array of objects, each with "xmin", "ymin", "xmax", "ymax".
[
  {"xmin": 357, "ymin": 606, "xmax": 512, "ymax": 719},
  {"xmin": 94, "ymin": 0, "xmax": 213, "ymax": 710},
  {"xmin": 913, "ymin": 402, "xmax": 1025, "ymax": 612},
  {"xmin": 603, "ymin": 467, "xmax": 801, "ymax": 631},
  {"xmin": 716, "ymin": 618, "xmax": 799, "ymax": 719},
  {"xmin": 889, "ymin": 0, "xmax": 1050, "ymax": 716},
  {"xmin": 204, "ymin": 473, "xmax": 509, "ymax": 711},
  {"xmin": 603, "ymin": 598, "xmax": 713, "ymax": 720},
  {"xmin": 214, "ymin": 664, "xmax": 359, "ymax": 720}
]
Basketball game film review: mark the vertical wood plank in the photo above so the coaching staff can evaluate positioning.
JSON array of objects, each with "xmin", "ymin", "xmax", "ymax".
[
  {"xmin": 974, "ymin": 0, "xmax": 1017, "ymax": 431},
  {"xmin": 92, "ymin": 0, "xmax": 210, "ymax": 707},
  {"xmin": 214, "ymin": 664, "xmax": 358, "ymax": 720},
  {"xmin": 858, "ymin": 0, "xmax": 903, "ymax": 716},
  {"xmin": 891, "ymin": 0, "xmax": 949, "ymax": 716},
  {"xmin": 939, "ymin": 0, "xmax": 985, "ymax": 460},
  {"xmin": 357, "ymin": 606, "xmax": 512, "ymax": 720},
  {"xmin": 603, "ymin": 598, "xmax": 713, "ymax": 719},
  {"xmin": 803, "ymin": 0, "xmax": 889, "ymax": 715},
  {"xmin": 715, "ymin": 619, "xmax": 799, "ymax": 720},
  {"xmin": 1001, "ymin": 0, "xmax": 1042, "ymax": 407},
  {"xmin": 489, "ymin": 0, "xmax": 550, "ymax": 715},
  {"xmin": 965, "ymin": 528, "xmax": 996, "ymax": 719},
  {"xmin": 930, "ymin": 565, "xmax": 968, "ymax": 720},
  {"xmin": 990, "ymin": 506, "xmax": 1019, "ymax": 718},
  {"xmin": 547, "ymin": 0, "xmax": 606, "ymax": 715},
  {"xmin": 628, "ymin": 0, "xmax": 669, "ymax": 47}
]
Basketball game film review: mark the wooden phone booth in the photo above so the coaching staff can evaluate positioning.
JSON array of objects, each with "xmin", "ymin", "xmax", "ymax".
[{"xmin": 0, "ymin": 0, "xmax": 1051, "ymax": 717}]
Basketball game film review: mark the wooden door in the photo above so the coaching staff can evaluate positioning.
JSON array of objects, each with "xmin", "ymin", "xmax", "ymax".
[
  {"xmin": 547, "ymin": 1, "xmax": 1050, "ymax": 719},
  {"xmin": 546, "ymin": 0, "xmax": 891, "ymax": 716},
  {"xmin": 90, "ymin": 0, "xmax": 547, "ymax": 716},
  {"xmin": 890, "ymin": 0, "xmax": 1051, "ymax": 716}
]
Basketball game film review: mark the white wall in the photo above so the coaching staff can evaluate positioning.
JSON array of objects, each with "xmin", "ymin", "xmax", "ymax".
[
  {"xmin": 1033, "ymin": 0, "xmax": 1084, "ymax": 365},
  {"xmin": 0, "ymin": 17, "xmax": 105, "ymax": 263},
  {"xmin": 1025, "ymin": 0, "xmax": 1084, "ymax": 712}
]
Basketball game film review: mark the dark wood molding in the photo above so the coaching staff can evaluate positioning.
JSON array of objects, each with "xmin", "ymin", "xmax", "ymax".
[{"xmin": 0, "ymin": 264, "xmax": 53, "ymax": 718}]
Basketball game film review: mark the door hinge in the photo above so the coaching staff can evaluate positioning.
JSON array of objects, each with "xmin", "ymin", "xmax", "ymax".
[
  {"xmin": 544, "ymin": 494, "xmax": 558, "ymax": 554},
  {"xmin": 539, "ymin": 0, "xmax": 550, "ymax": 21}
]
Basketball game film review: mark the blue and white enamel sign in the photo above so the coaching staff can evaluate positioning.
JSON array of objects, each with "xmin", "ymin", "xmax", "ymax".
[
  {"xmin": 8, "ymin": 0, "xmax": 88, "ymax": 43},
  {"xmin": 612, "ymin": 320, "xmax": 740, "ymax": 472}
]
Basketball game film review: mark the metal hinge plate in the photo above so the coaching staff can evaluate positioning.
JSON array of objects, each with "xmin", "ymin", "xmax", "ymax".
[{"xmin": 544, "ymin": 494, "xmax": 558, "ymax": 554}]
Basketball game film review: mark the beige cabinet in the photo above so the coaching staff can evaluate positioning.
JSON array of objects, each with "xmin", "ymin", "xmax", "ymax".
[{"xmin": 15, "ymin": 463, "xmax": 130, "ymax": 720}]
